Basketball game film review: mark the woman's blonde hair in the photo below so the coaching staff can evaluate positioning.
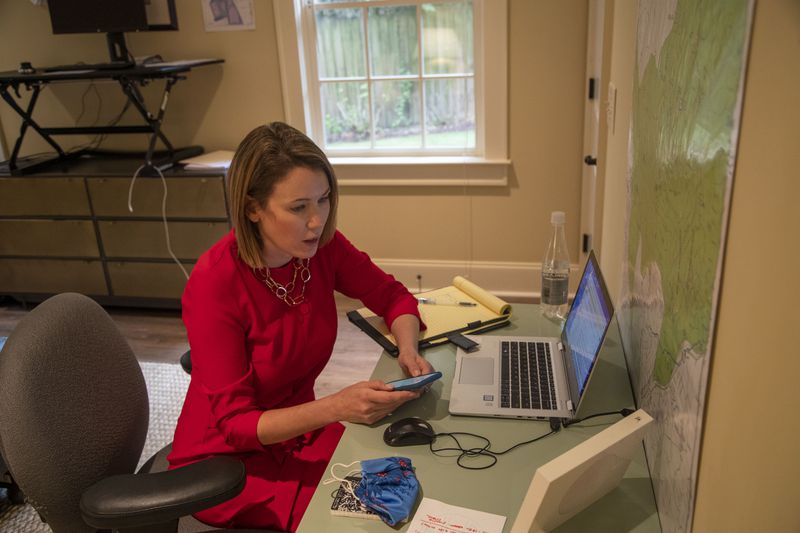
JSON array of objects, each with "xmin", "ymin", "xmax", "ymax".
[{"xmin": 228, "ymin": 122, "xmax": 339, "ymax": 268}]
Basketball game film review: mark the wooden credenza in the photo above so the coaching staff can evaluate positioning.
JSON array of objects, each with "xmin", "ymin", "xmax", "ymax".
[{"xmin": 0, "ymin": 156, "xmax": 230, "ymax": 308}]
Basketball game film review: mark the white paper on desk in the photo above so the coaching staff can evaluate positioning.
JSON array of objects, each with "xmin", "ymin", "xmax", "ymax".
[
  {"xmin": 408, "ymin": 498, "xmax": 506, "ymax": 533},
  {"xmin": 180, "ymin": 149, "xmax": 234, "ymax": 170},
  {"xmin": 144, "ymin": 59, "xmax": 218, "ymax": 68}
]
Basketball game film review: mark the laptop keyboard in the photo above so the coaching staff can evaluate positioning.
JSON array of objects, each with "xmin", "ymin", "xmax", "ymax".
[{"xmin": 500, "ymin": 341, "xmax": 557, "ymax": 410}]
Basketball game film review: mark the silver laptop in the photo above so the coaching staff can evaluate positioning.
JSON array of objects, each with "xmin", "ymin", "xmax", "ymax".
[{"xmin": 449, "ymin": 250, "xmax": 614, "ymax": 420}]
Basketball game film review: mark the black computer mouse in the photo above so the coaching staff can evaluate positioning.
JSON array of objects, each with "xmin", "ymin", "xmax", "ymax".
[{"xmin": 383, "ymin": 417, "xmax": 436, "ymax": 447}]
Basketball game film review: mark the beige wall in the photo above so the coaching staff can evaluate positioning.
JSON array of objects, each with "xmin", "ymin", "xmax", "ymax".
[
  {"xmin": 0, "ymin": 0, "xmax": 589, "ymax": 295},
  {"xmin": 599, "ymin": 0, "xmax": 800, "ymax": 531},
  {"xmin": 692, "ymin": 0, "xmax": 800, "ymax": 531}
]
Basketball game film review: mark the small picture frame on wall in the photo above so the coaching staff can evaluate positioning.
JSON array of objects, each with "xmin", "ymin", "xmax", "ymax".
[{"xmin": 201, "ymin": 0, "xmax": 256, "ymax": 32}]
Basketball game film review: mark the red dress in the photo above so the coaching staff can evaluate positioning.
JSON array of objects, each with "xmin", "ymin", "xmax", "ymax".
[{"xmin": 167, "ymin": 230, "xmax": 420, "ymax": 531}]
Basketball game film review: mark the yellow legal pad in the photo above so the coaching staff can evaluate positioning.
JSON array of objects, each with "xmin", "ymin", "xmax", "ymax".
[{"xmin": 347, "ymin": 276, "xmax": 512, "ymax": 355}]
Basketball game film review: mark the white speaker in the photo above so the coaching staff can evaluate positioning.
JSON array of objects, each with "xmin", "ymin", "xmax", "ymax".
[{"xmin": 510, "ymin": 410, "xmax": 654, "ymax": 533}]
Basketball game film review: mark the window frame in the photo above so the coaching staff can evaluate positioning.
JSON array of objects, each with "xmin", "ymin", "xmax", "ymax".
[{"xmin": 274, "ymin": 0, "xmax": 509, "ymax": 186}]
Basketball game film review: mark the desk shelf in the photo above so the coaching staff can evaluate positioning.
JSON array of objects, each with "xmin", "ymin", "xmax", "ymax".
[{"xmin": 0, "ymin": 156, "xmax": 230, "ymax": 308}]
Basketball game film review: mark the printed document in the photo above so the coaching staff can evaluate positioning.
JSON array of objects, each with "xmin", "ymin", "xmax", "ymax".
[{"xmin": 408, "ymin": 498, "xmax": 506, "ymax": 533}]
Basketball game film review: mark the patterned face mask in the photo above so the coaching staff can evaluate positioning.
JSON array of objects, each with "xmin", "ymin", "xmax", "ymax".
[{"xmin": 325, "ymin": 456, "xmax": 419, "ymax": 525}]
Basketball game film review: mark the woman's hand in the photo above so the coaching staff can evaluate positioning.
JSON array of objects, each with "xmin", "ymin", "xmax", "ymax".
[
  {"xmin": 398, "ymin": 349, "xmax": 434, "ymax": 377},
  {"xmin": 330, "ymin": 380, "xmax": 421, "ymax": 424},
  {"xmin": 390, "ymin": 314, "xmax": 432, "ymax": 377}
]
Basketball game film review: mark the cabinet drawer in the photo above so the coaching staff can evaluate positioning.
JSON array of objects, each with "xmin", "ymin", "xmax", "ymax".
[
  {"xmin": 107, "ymin": 262, "xmax": 194, "ymax": 299},
  {"xmin": 0, "ymin": 259, "xmax": 107, "ymax": 295},
  {"xmin": 99, "ymin": 221, "xmax": 228, "ymax": 259},
  {"xmin": 88, "ymin": 177, "xmax": 228, "ymax": 218},
  {"xmin": 0, "ymin": 220, "xmax": 99, "ymax": 257},
  {"xmin": 0, "ymin": 177, "xmax": 90, "ymax": 216}
]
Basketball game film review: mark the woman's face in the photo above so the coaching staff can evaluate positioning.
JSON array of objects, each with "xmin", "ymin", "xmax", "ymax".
[{"xmin": 248, "ymin": 166, "xmax": 331, "ymax": 268}]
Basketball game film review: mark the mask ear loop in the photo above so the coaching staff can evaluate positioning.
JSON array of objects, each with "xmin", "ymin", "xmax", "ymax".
[{"xmin": 322, "ymin": 460, "xmax": 362, "ymax": 501}]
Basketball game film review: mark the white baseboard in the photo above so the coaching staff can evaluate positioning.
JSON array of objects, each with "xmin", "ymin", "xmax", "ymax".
[{"xmin": 372, "ymin": 258, "xmax": 582, "ymax": 300}]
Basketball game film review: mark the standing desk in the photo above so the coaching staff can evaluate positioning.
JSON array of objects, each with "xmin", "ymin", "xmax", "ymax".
[
  {"xmin": 298, "ymin": 304, "xmax": 661, "ymax": 532},
  {"xmin": 0, "ymin": 59, "xmax": 223, "ymax": 174}
]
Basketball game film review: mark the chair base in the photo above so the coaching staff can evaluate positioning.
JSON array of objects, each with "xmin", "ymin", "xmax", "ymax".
[
  {"xmin": 1, "ymin": 457, "xmax": 25, "ymax": 505},
  {"xmin": 1, "ymin": 482, "xmax": 25, "ymax": 505}
]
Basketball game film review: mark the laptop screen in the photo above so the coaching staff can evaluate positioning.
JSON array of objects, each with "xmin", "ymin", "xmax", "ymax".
[{"xmin": 563, "ymin": 252, "xmax": 614, "ymax": 397}]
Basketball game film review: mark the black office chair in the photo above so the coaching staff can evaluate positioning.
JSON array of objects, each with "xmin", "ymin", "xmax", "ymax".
[
  {"xmin": 0, "ymin": 293, "xmax": 268, "ymax": 532},
  {"xmin": 180, "ymin": 349, "xmax": 193, "ymax": 375},
  {"xmin": 1, "ymin": 337, "xmax": 25, "ymax": 506},
  {"xmin": 0, "ymin": 452, "xmax": 24, "ymax": 504}
]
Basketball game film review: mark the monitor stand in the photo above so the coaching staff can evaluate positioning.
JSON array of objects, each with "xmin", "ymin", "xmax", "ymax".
[{"xmin": 106, "ymin": 32, "xmax": 132, "ymax": 64}]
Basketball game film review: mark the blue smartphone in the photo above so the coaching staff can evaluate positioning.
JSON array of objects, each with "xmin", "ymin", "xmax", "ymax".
[{"xmin": 386, "ymin": 371, "xmax": 443, "ymax": 391}]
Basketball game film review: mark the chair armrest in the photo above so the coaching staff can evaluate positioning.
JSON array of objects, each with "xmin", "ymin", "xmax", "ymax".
[
  {"xmin": 179, "ymin": 349, "xmax": 192, "ymax": 375},
  {"xmin": 80, "ymin": 456, "xmax": 245, "ymax": 529}
]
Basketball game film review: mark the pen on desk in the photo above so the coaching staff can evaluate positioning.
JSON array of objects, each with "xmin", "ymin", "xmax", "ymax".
[{"xmin": 417, "ymin": 297, "xmax": 477, "ymax": 307}]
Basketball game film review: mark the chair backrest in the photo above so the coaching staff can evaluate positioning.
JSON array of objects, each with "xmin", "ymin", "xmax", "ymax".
[{"xmin": 0, "ymin": 293, "xmax": 149, "ymax": 532}]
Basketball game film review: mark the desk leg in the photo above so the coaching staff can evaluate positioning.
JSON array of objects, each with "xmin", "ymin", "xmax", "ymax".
[
  {"xmin": 118, "ymin": 77, "xmax": 177, "ymax": 167},
  {"xmin": 145, "ymin": 77, "xmax": 178, "ymax": 166},
  {"xmin": 1, "ymin": 84, "xmax": 66, "ymax": 170}
]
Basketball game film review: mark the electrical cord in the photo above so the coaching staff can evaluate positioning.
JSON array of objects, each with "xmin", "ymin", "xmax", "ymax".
[
  {"xmin": 74, "ymin": 81, "xmax": 100, "ymax": 127},
  {"xmin": 83, "ymin": 97, "xmax": 132, "ymax": 153},
  {"xmin": 128, "ymin": 163, "xmax": 190, "ymax": 280},
  {"xmin": 428, "ymin": 417, "xmax": 562, "ymax": 470},
  {"xmin": 561, "ymin": 408, "xmax": 635, "ymax": 428},
  {"xmin": 426, "ymin": 409, "xmax": 636, "ymax": 470}
]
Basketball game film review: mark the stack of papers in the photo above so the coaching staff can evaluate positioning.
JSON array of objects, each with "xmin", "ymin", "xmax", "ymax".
[
  {"xmin": 143, "ymin": 59, "xmax": 219, "ymax": 68},
  {"xmin": 349, "ymin": 275, "xmax": 512, "ymax": 354},
  {"xmin": 180, "ymin": 150, "xmax": 234, "ymax": 170},
  {"xmin": 407, "ymin": 498, "xmax": 506, "ymax": 533}
]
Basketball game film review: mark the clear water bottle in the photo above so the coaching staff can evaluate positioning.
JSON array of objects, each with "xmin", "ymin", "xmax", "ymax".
[{"xmin": 541, "ymin": 211, "xmax": 570, "ymax": 319}]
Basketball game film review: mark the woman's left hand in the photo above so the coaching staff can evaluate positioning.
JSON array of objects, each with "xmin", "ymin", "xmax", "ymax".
[{"xmin": 398, "ymin": 349, "xmax": 434, "ymax": 377}]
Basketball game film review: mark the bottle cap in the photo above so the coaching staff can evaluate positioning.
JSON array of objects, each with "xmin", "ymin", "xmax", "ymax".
[{"xmin": 550, "ymin": 211, "xmax": 565, "ymax": 224}]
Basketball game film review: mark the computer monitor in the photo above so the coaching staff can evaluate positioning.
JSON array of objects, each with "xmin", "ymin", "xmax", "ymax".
[
  {"xmin": 47, "ymin": 0, "xmax": 178, "ymax": 64},
  {"xmin": 562, "ymin": 253, "xmax": 614, "ymax": 399}
]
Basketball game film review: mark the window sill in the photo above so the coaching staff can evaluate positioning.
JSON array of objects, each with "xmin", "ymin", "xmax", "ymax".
[{"xmin": 330, "ymin": 157, "xmax": 511, "ymax": 187}]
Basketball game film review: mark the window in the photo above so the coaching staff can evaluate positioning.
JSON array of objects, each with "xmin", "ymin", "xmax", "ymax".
[
  {"xmin": 312, "ymin": 0, "xmax": 475, "ymax": 153},
  {"xmin": 274, "ymin": 0, "xmax": 508, "ymax": 185}
]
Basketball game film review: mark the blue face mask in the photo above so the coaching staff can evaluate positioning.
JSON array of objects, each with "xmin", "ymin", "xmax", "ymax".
[{"xmin": 325, "ymin": 456, "xmax": 419, "ymax": 525}]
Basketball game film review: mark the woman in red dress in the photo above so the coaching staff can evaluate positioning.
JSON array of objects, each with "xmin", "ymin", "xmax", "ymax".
[{"xmin": 168, "ymin": 122, "xmax": 433, "ymax": 531}]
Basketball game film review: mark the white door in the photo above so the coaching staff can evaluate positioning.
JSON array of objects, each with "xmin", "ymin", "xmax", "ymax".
[{"xmin": 578, "ymin": 0, "xmax": 605, "ymax": 265}]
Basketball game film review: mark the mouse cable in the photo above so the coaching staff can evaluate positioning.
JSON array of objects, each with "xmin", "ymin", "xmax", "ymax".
[
  {"xmin": 561, "ymin": 407, "xmax": 635, "ymax": 428},
  {"xmin": 429, "ymin": 431, "xmax": 496, "ymax": 469},
  {"xmin": 428, "ymin": 418, "xmax": 562, "ymax": 471}
]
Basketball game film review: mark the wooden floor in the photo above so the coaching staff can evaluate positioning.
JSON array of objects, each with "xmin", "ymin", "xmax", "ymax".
[
  {"xmin": 0, "ymin": 298, "xmax": 191, "ymax": 364},
  {"xmin": 0, "ymin": 295, "xmax": 381, "ymax": 398}
]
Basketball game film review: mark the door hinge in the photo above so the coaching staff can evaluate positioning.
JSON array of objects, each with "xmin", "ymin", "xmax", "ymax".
[
  {"xmin": 582, "ymin": 234, "xmax": 592, "ymax": 253},
  {"xmin": 588, "ymin": 77, "xmax": 596, "ymax": 100},
  {"xmin": 584, "ymin": 155, "xmax": 597, "ymax": 166}
]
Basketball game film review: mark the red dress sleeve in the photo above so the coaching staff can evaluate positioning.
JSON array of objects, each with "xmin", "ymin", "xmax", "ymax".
[
  {"xmin": 181, "ymin": 258, "xmax": 266, "ymax": 452},
  {"xmin": 330, "ymin": 231, "xmax": 424, "ymax": 331}
]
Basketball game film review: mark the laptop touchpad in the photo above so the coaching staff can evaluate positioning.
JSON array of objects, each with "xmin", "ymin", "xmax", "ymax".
[{"xmin": 459, "ymin": 357, "xmax": 494, "ymax": 385}]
